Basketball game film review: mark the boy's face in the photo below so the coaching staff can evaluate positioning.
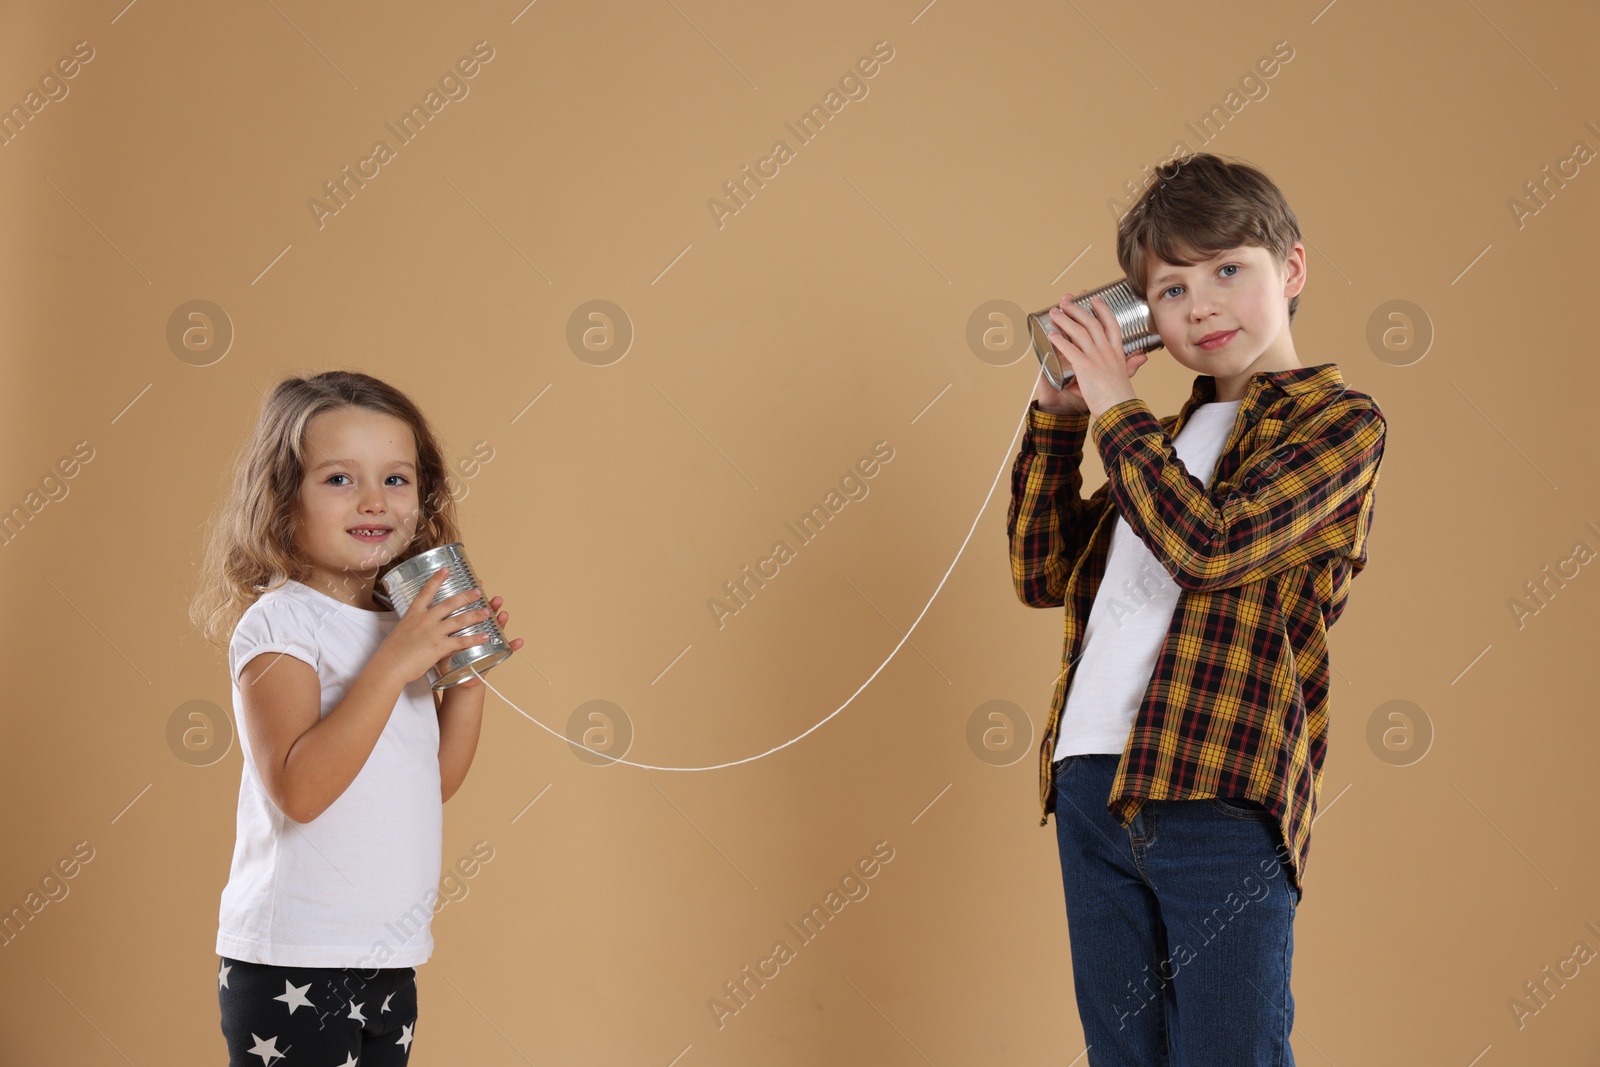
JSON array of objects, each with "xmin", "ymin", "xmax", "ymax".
[
  {"xmin": 293, "ymin": 405, "xmax": 423, "ymax": 605},
  {"xmin": 1143, "ymin": 241, "xmax": 1306, "ymax": 384}
]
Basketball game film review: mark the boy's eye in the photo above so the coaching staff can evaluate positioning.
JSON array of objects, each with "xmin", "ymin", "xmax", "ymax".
[{"xmin": 1159, "ymin": 263, "xmax": 1240, "ymax": 299}]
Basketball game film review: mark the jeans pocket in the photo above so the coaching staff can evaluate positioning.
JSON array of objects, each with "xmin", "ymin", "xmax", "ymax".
[{"xmin": 1210, "ymin": 796, "xmax": 1271, "ymax": 819}]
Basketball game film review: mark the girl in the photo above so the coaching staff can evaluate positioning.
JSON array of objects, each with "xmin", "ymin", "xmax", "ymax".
[{"xmin": 190, "ymin": 370, "xmax": 524, "ymax": 1065}]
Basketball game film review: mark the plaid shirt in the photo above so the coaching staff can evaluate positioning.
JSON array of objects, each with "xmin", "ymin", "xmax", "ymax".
[{"xmin": 1007, "ymin": 362, "xmax": 1387, "ymax": 895}]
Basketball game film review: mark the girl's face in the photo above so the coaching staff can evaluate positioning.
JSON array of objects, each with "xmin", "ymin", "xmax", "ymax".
[
  {"xmin": 293, "ymin": 405, "xmax": 423, "ymax": 607},
  {"xmin": 1144, "ymin": 241, "xmax": 1306, "ymax": 398}
]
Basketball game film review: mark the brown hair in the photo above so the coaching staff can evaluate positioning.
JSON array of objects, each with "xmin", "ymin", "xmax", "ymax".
[
  {"xmin": 1116, "ymin": 152, "xmax": 1303, "ymax": 322},
  {"xmin": 188, "ymin": 370, "xmax": 463, "ymax": 648}
]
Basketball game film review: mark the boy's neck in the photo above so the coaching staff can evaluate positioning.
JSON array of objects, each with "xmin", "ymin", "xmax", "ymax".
[{"xmin": 1211, "ymin": 341, "xmax": 1302, "ymax": 402}]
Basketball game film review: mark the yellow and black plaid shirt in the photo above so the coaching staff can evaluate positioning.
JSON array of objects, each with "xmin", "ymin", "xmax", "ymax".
[{"xmin": 1007, "ymin": 362, "xmax": 1387, "ymax": 895}]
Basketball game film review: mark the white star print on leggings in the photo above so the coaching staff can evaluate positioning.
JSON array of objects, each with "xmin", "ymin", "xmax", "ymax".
[{"xmin": 217, "ymin": 956, "xmax": 418, "ymax": 1065}]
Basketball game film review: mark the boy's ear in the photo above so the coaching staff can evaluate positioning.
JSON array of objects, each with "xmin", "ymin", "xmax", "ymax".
[{"xmin": 1282, "ymin": 242, "xmax": 1308, "ymax": 299}]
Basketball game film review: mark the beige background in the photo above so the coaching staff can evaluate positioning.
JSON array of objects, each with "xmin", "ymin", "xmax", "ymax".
[{"xmin": 3, "ymin": 0, "xmax": 1598, "ymax": 1062}]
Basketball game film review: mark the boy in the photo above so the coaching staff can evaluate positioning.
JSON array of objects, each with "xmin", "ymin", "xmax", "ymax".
[{"xmin": 1006, "ymin": 153, "xmax": 1386, "ymax": 1064}]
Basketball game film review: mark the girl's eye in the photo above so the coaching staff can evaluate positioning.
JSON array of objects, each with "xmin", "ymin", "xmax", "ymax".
[
  {"xmin": 1220, "ymin": 263, "xmax": 1239, "ymax": 277},
  {"xmin": 324, "ymin": 474, "xmax": 409, "ymax": 486}
]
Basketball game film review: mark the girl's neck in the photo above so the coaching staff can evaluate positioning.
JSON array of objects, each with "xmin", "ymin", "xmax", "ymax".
[{"xmin": 299, "ymin": 566, "xmax": 385, "ymax": 611}]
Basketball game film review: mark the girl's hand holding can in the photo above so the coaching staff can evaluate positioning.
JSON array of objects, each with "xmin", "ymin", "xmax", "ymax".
[
  {"xmin": 376, "ymin": 566, "xmax": 498, "ymax": 686},
  {"xmin": 436, "ymin": 591, "xmax": 524, "ymax": 690}
]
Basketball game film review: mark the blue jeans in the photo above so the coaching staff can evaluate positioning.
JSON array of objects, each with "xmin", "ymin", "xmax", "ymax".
[{"xmin": 1052, "ymin": 754, "xmax": 1299, "ymax": 1066}]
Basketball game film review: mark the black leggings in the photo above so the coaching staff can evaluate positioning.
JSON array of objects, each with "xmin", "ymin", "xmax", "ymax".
[{"xmin": 217, "ymin": 955, "xmax": 418, "ymax": 1065}]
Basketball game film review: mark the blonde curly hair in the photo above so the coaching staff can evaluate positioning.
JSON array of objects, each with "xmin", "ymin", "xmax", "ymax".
[{"xmin": 188, "ymin": 369, "xmax": 464, "ymax": 648}]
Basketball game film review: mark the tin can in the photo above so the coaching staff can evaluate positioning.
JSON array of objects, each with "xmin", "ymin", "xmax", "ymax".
[
  {"xmin": 1027, "ymin": 277, "xmax": 1164, "ymax": 390},
  {"xmin": 380, "ymin": 542, "xmax": 514, "ymax": 691}
]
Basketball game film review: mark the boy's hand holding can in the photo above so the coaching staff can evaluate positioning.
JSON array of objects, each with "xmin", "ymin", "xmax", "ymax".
[{"xmin": 1038, "ymin": 292, "xmax": 1150, "ymax": 419}]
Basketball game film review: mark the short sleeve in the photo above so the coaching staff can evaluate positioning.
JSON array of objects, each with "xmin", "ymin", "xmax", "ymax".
[{"xmin": 228, "ymin": 593, "xmax": 320, "ymax": 687}]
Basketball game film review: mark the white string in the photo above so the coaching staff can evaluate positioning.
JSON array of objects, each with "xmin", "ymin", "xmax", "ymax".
[{"xmin": 476, "ymin": 373, "xmax": 1041, "ymax": 772}]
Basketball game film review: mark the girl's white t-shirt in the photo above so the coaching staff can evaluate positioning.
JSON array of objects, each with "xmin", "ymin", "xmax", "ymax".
[
  {"xmin": 216, "ymin": 578, "xmax": 443, "ymax": 968},
  {"xmin": 1054, "ymin": 399, "xmax": 1244, "ymax": 760}
]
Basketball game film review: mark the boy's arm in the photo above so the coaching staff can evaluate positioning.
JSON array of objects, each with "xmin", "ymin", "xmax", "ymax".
[
  {"xmin": 1090, "ymin": 393, "xmax": 1387, "ymax": 593},
  {"xmin": 1007, "ymin": 400, "xmax": 1114, "ymax": 607}
]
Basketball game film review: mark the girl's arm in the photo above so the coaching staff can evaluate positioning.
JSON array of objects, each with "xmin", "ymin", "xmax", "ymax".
[
  {"xmin": 239, "ymin": 649, "xmax": 409, "ymax": 824},
  {"xmin": 437, "ymin": 684, "xmax": 485, "ymax": 803},
  {"xmin": 434, "ymin": 591, "xmax": 520, "ymax": 803}
]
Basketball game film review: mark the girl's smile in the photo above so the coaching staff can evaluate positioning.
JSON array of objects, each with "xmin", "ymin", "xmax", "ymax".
[{"xmin": 349, "ymin": 526, "xmax": 394, "ymax": 542}]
